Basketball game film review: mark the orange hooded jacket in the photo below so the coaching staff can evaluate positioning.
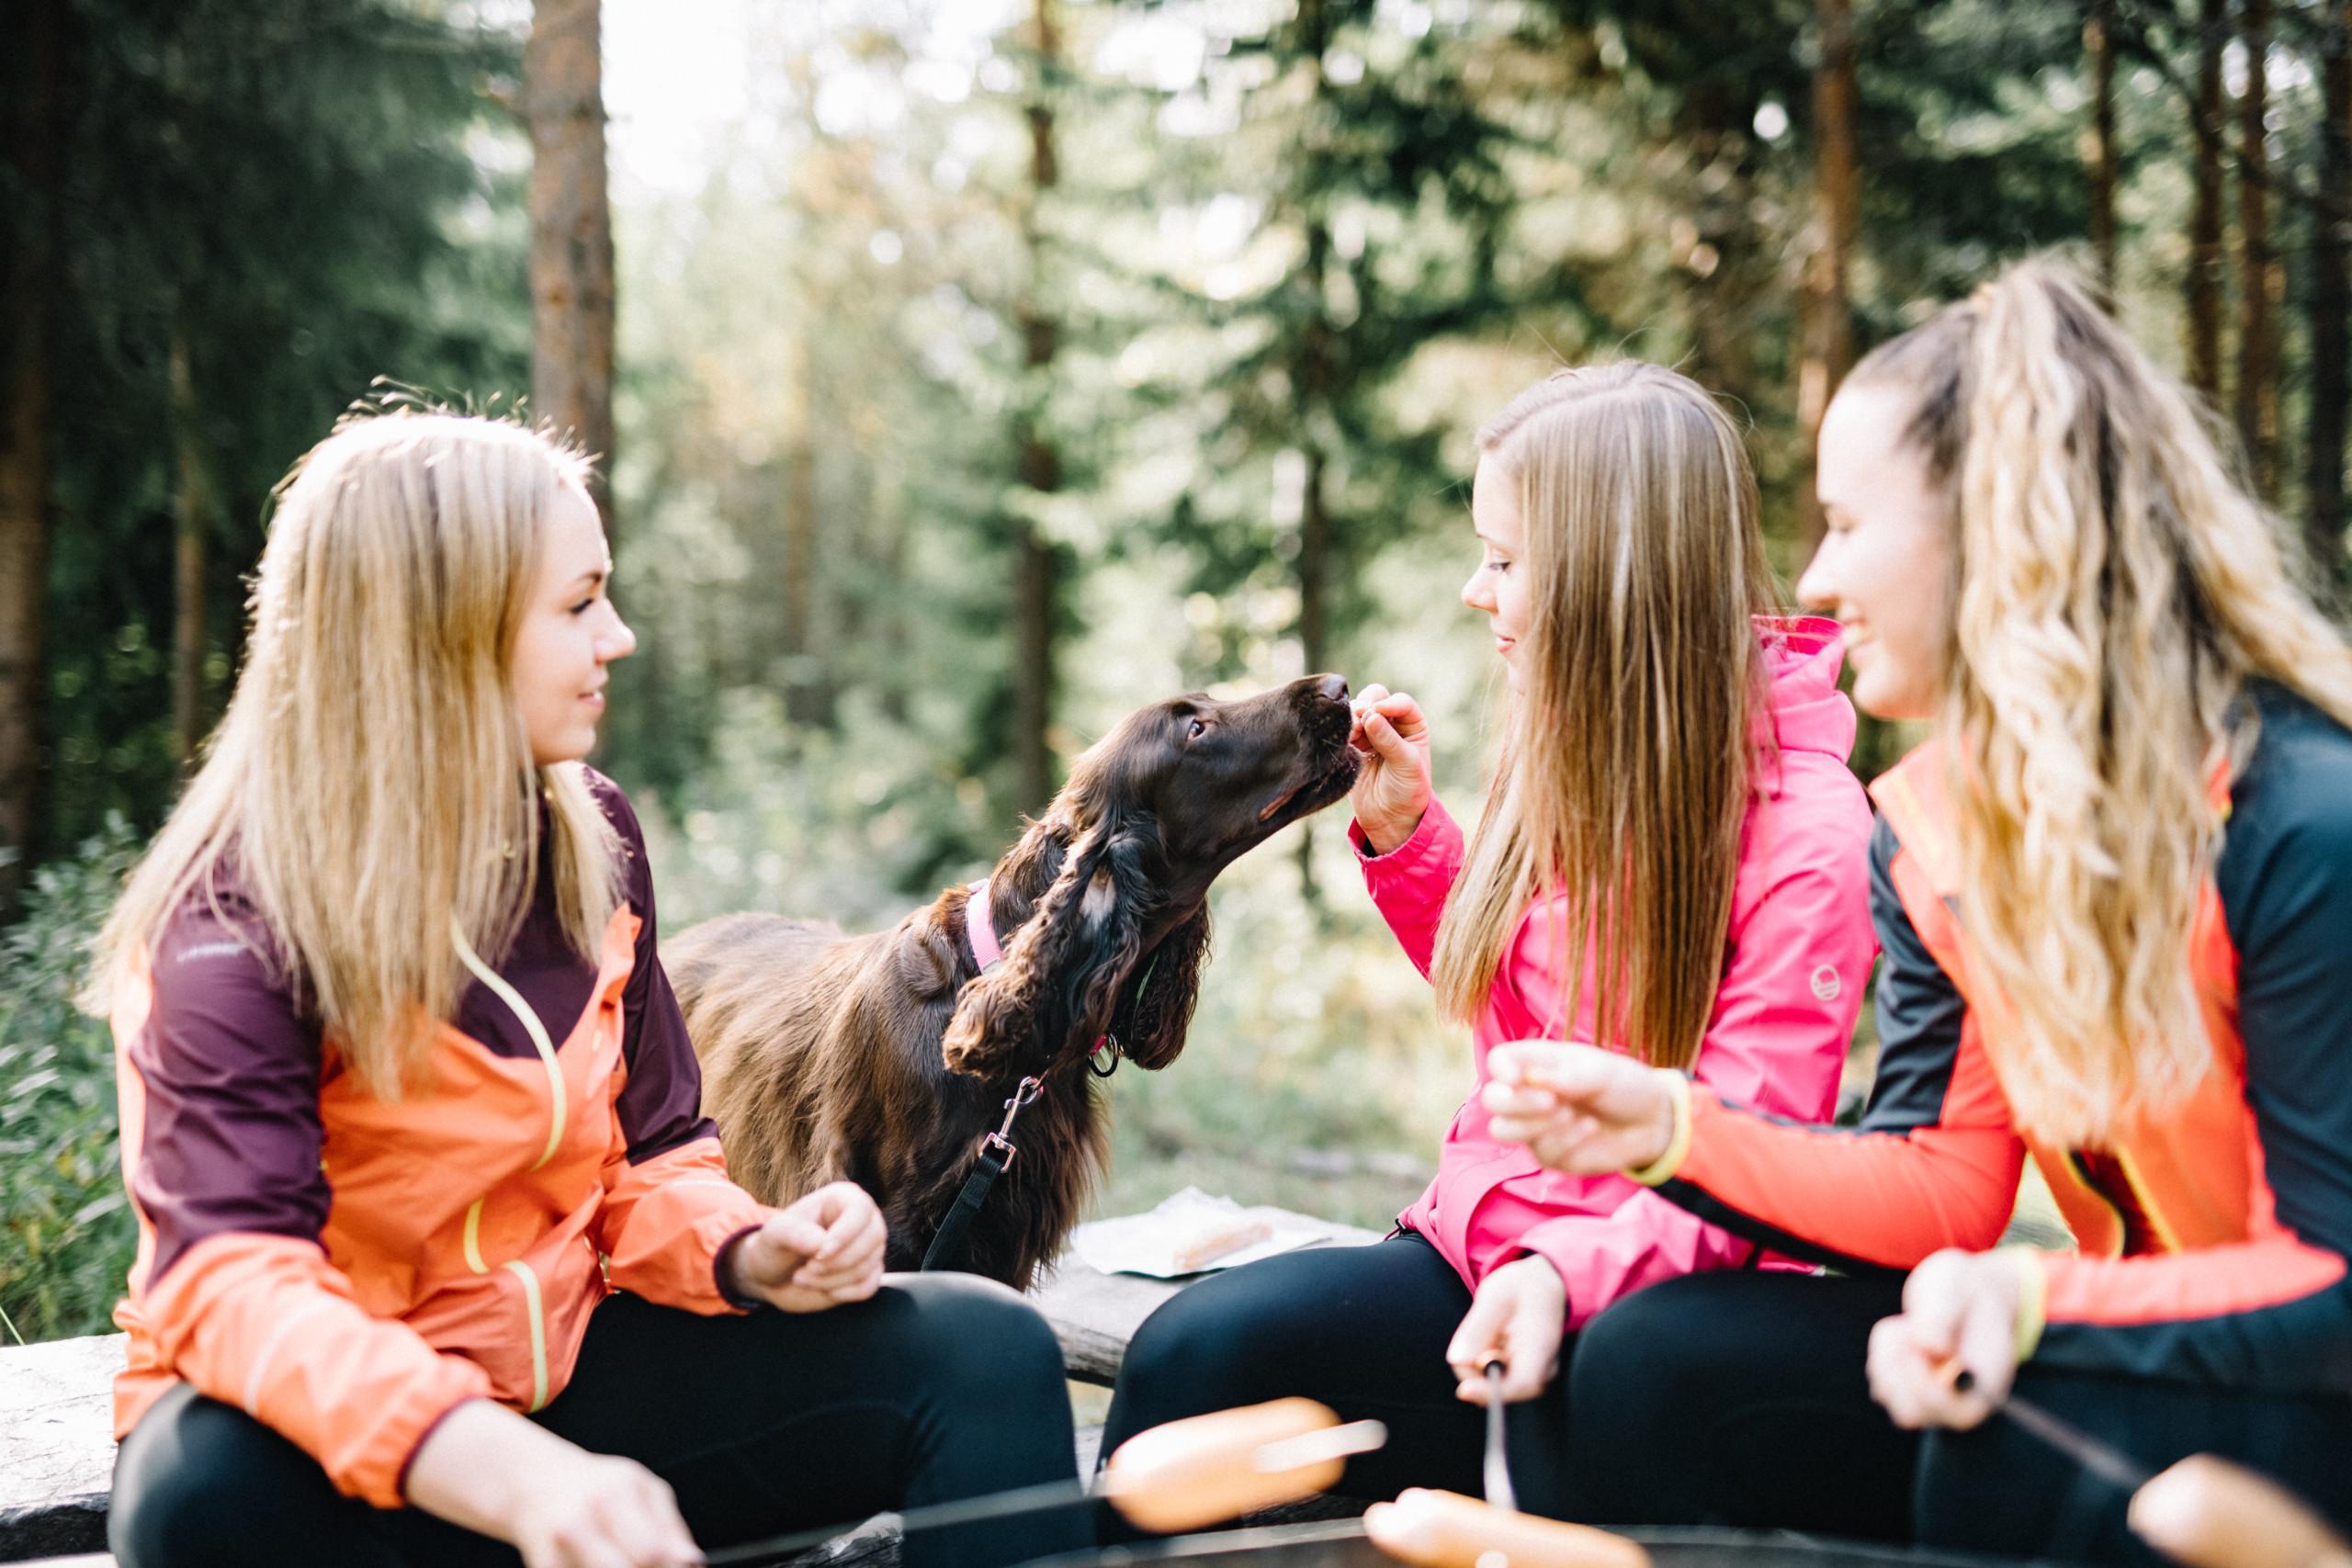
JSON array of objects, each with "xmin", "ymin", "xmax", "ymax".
[{"xmin": 109, "ymin": 774, "xmax": 781, "ymax": 1506}]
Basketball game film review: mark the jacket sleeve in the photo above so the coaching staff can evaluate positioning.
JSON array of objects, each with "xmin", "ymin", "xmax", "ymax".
[
  {"xmin": 1351, "ymin": 797, "xmax": 1464, "ymax": 980},
  {"xmin": 1512, "ymin": 775, "xmax": 1873, "ymax": 1325},
  {"xmin": 1643, "ymin": 818, "xmax": 2027, "ymax": 1271},
  {"xmin": 119, "ymin": 912, "xmax": 491, "ymax": 1507},
  {"xmin": 587, "ymin": 775, "xmax": 781, "ymax": 1312},
  {"xmin": 2018, "ymin": 730, "xmax": 2352, "ymax": 1393}
]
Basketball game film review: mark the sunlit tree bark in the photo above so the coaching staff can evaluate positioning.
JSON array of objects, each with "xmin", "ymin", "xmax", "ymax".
[
  {"xmin": 2235, "ymin": 0, "xmax": 2277, "ymax": 492},
  {"xmin": 169, "ymin": 319, "xmax": 211, "ymax": 769},
  {"xmin": 1795, "ymin": 0, "xmax": 1858, "ymax": 553},
  {"xmin": 2188, "ymin": 0, "xmax": 2227, "ymax": 399},
  {"xmin": 526, "ymin": 0, "xmax": 616, "ymax": 532},
  {"xmin": 1012, "ymin": 0, "xmax": 1061, "ymax": 814},
  {"xmin": 2086, "ymin": 0, "xmax": 2120, "ymax": 300},
  {"xmin": 2309, "ymin": 0, "xmax": 2351, "ymax": 580}
]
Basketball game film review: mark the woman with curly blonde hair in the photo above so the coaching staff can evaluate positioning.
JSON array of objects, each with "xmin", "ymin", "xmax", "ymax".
[{"xmin": 1482, "ymin": 263, "xmax": 2352, "ymax": 1560}]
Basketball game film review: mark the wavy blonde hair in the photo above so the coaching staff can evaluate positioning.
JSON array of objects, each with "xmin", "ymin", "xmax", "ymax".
[
  {"xmin": 1430, "ymin": 364, "xmax": 1777, "ymax": 1070},
  {"xmin": 1849, "ymin": 262, "xmax": 2352, "ymax": 1143},
  {"xmin": 94, "ymin": 411, "xmax": 621, "ymax": 1099}
]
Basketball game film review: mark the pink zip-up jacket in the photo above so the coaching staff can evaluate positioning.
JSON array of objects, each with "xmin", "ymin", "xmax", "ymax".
[{"xmin": 1355, "ymin": 615, "xmax": 1875, "ymax": 1327}]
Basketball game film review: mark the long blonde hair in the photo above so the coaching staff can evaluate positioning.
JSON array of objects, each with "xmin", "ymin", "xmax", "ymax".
[
  {"xmin": 1849, "ymin": 261, "xmax": 2352, "ymax": 1144},
  {"xmin": 1430, "ymin": 364, "xmax": 1777, "ymax": 1070},
  {"xmin": 94, "ymin": 411, "xmax": 621, "ymax": 1098}
]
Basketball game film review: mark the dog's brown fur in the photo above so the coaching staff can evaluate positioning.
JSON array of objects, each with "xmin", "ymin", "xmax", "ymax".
[{"xmin": 667, "ymin": 676, "xmax": 1360, "ymax": 1289}]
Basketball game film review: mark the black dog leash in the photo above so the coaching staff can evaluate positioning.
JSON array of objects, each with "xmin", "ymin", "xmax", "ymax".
[
  {"xmin": 921, "ymin": 1074, "xmax": 1044, "ymax": 1272},
  {"xmin": 920, "ymin": 880, "xmax": 1156, "ymax": 1273}
]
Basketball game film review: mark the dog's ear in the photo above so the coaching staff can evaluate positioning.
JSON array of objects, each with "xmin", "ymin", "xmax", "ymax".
[
  {"xmin": 1115, "ymin": 903, "xmax": 1209, "ymax": 1070},
  {"xmin": 943, "ymin": 823, "xmax": 1160, "ymax": 1079}
]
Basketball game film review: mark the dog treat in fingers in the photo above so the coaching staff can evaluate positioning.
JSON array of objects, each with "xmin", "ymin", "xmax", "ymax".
[
  {"xmin": 1100, "ymin": 1398, "xmax": 1345, "ymax": 1533},
  {"xmin": 1366, "ymin": 1489, "xmax": 1651, "ymax": 1568}
]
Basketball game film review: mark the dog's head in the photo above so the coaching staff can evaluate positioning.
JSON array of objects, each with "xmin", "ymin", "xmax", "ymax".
[{"xmin": 941, "ymin": 673, "xmax": 1361, "ymax": 1082}]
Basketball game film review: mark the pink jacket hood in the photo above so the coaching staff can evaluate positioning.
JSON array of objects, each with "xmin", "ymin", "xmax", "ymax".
[
  {"xmin": 1758, "ymin": 615, "xmax": 1857, "ymax": 764},
  {"xmin": 1356, "ymin": 614, "xmax": 1876, "ymax": 1327}
]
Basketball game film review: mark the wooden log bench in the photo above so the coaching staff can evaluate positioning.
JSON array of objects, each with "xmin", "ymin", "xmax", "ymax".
[{"xmin": 0, "ymin": 1213, "xmax": 1381, "ymax": 1565}]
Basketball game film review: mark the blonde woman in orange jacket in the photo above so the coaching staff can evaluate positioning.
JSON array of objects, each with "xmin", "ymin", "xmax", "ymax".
[{"xmin": 97, "ymin": 412, "xmax": 1088, "ymax": 1568}]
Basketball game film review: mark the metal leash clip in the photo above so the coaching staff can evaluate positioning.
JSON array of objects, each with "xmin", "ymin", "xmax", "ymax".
[{"xmin": 984, "ymin": 1075, "xmax": 1046, "ymax": 1168}]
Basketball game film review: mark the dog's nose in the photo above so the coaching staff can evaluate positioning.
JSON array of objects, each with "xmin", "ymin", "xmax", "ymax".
[{"xmin": 1313, "ymin": 673, "xmax": 1349, "ymax": 705}]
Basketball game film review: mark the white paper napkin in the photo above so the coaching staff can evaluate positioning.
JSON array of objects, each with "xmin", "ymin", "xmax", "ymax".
[{"xmin": 1069, "ymin": 1187, "xmax": 1365, "ymax": 1278}]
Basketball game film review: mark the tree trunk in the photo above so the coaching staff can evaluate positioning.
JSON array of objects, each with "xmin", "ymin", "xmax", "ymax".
[
  {"xmin": 872, "ymin": 460, "xmax": 910, "ymax": 726},
  {"xmin": 0, "ymin": 0, "xmax": 62, "ymax": 900},
  {"xmin": 169, "ymin": 319, "xmax": 211, "ymax": 769},
  {"xmin": 1292, "ymin": 0, "xmax": 1336, "ymax": 682},
  {"xmin": 1795, "ymin": 0, "xmax": 1859, "ymax": 554},
  {"xmin": 2188, "ymin": 0, "xmax": 2227, "ymax": 400},
  {"xmin": 2309, "ymin": 0, "xmax": 2352, "ymax": 581},
  {"xmin": 1297, "ymin": 235, "xmax": 1334, "ymax": 685},
  {"xmin": 2086, "ymin": 0, "xmax": 2120, "ymax": 301},
  {"xmin": 2235, "ymin": 0, "xmax": 2278, "ymax": 492},
  {"xmin": 1290, "ymin": 0, "xmax": 1339, "ymax": 903},
  {"xmin": 526, "ymin": 0, "xmax": 616, "ymax": 533},
  {"xmin": 1011, "ymin": 0, "xmax": 1060, "ymax": 815},
  {"xmin": 780, "ymin": 334, "xmax": 831, "ymax": 726}
]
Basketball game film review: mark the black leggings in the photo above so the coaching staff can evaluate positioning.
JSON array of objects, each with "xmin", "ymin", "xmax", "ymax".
[
  {"xmin": 1566, "ymin": 1270, "xmax": 2352, "ymax": 1566},
  {"xmin": 1102, "ymin": 1233, "xmax": 1571, "ymax": 1519},
  {"xmin": 110, "ymin": 1275, "xmax": 1090, "ymax": 1568}
]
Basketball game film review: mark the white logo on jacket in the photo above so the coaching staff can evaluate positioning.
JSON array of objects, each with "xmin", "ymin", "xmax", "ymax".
[{"xmin": 1809, "ymin": 964, "xmax": 1842, "ymax": 1002}]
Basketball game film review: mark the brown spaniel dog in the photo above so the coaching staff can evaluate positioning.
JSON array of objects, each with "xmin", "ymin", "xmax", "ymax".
[{"xmin": 666, "ymin": 675, "xmax": 1362, "ymax": 1288}]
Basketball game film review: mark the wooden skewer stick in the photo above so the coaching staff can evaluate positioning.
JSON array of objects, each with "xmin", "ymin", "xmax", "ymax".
[
  {"xmin": 707, "ymin": 1398, "xmax": 1385, "ymax": 1567},
  {"xmin": 1943, "ymin": 1363, "xmax": 2349, "ymax": 1568}
]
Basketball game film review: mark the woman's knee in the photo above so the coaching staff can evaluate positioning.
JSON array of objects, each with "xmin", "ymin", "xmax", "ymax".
[
  {"xmin": 1569, "ymin": 1272, "xmax": 1747, "ymax": 1419},
  {"xmin": 894, "ymin": 1271, "xmax": 1069, "ymax": 1398},
  {"xmin": 112, "ymin": 1450, "xmax": 221, "ymax": 1568},
  {"xmin": 112, "ymin": 1392, "xmax": 341, "ymax": 1568},
  {"xmin": 1116, "ymin": 1270, "xmax": 1312, "ymax": 1414}
]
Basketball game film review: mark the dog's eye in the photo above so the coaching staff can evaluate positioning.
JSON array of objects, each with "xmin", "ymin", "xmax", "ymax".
[{"xmin": 1186, "ymin": 717, "xmax": 1208, "ymax": 741}]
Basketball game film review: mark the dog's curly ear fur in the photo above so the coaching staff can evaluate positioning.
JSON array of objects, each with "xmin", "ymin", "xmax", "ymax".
[
  {"xmin": 1116, "ymin": 904, "xmax": 1208, "ymax": 1070},
  {"xmin": 943, "ymin": 824, "xmax": 1159, "ymax": 1079}
]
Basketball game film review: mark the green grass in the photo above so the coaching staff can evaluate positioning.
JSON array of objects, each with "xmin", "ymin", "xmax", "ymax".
[{"xmin": 0, "ymin": 824, "xmax": 141, "ymax": 1343}]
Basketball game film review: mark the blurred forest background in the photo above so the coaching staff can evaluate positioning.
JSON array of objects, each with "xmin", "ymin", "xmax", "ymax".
[{"xmin": 4, "ymin": 0, "xmax": 2348, "ymax": 1343}]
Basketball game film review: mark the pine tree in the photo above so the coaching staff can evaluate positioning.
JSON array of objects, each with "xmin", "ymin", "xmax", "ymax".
[
  {"xmin": 527, "ymin": 0, "xmax": 617, "ymax": 532},
  {"xmin": 0, "ymin": 0, "xmax": 63, "ymax": 903}
]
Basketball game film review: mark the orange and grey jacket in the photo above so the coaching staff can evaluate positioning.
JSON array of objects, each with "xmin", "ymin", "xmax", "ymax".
[
  {"xmin": 109, "ymin": 773, "xmax": 781, "ymax": 1506},
  {"xmin": 1639, "ymin": 685, "xmax": 2352, "ymax": 1392}
]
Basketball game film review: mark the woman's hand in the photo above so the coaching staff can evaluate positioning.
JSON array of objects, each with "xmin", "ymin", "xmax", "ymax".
[
  {"xmin": 1865, "ymin": 1247, "xmax": 2029, "ymax": 1431},
  {"xmin": 1348, "ymin": 683, "xmax": 1433, "ymax": 856},
  {"xmin": 1445, "ymin": 1256, "xmax": 1568, "ymax": 1404},
  {"xmin": 1481, "ymin": 1042, "xmax": 1678, "ymax": 1175},
  {"xmin": 407, "ymin": 1400, "xmax": 703, "ymax": 1567},
  {"xmin": 724, "ymin": 1181, "xmax": 888, "ymax": 1313}
]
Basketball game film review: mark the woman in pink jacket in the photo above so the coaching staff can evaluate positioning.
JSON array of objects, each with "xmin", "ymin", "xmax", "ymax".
[{"xmin": 1100, "ymin": 362, "xmax": 1877, "ymax": 1517}]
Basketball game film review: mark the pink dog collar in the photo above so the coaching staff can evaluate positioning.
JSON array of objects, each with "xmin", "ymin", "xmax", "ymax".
[
  {"xmin": 966, "ymin": 878, "xmax": 1116, "ymax": 1064},
  {"xmin": 967, "ymin": 879, "xmax": 1005, "ymax": 973}
]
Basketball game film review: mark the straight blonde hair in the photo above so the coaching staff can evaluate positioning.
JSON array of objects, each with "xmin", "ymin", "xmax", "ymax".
[
  {"xmin": 1849, "ymin": 261, "xmax": 2352, "ymax": 1144},
  {"xmin": 1430, "ymin": 364, "xmax": 1777, "ymax": 1070},
  {"xmin": 94, "ymin": 411, "xmax": 621, "ymax": 1099}
]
